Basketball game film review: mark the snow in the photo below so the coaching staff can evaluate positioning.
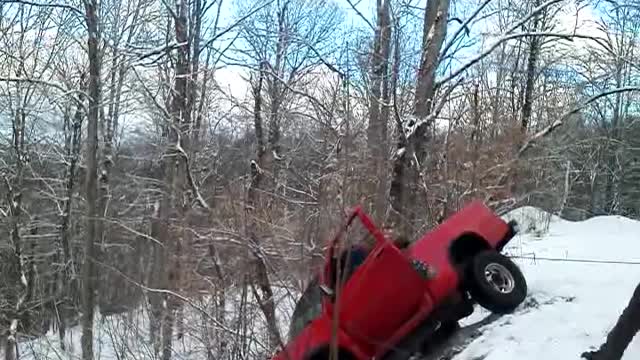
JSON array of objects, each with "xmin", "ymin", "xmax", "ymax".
[
  {"xmin": 457, "ymin": 206, "xmax": 640, "ymax": 360},
  {"xmin": 4, "ymin": 206, "xmax": 640, "ymax": 359},
  {"xmin": 1, "ymin": 286, "xmax": 299, "ymax": 360}
]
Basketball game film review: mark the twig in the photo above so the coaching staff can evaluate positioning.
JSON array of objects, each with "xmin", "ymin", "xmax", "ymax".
[
  {"xmin": 436, "ymin": 0, "xmax": 565, "ymax": 87},
  {"xmin": 490, "ymin": 86, "xmax": 640, "ymax": 188},
  {"xmin": 440, "ymin": 0, "xmax": 493, "ymax": 59},
  {"xmin": 438, "ymin": 31, "xmax": 610, "ymax": 88},
  {"xmin": 519, "ymin": 86, "xmax": 640, "ymax": 157},
  {"xmin": 200, "ymin": 0, "xmax": 275, "ymax": 50},
  {"xmin": 173, "ymin": 130, "xmax": 212, "ymax": 211},
  {"xmin": 0, "ymin": 77, "xmax": 88, "ymax": 108},
  {"xmin": 345, "ymin": 0, "xmax": 375, "ymax": 31},
  {"xmin": 96, "ymin": 260, "xmax": 270, "ymax": 350},
  {"xmin": 133, "ymin": 41, "xmax": 186, "ymax": 62},
  {"xmin": 0, "ymin": 0, "xmax": 84, "ymax": 17},
  {"xmin": 297, "ymin": 35, "xmax": 345, "ymax": 78}
]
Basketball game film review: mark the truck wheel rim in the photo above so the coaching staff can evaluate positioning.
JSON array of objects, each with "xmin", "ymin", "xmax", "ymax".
[{"xmin": 484, "ymin": 263, "xmax": 515, "ymax": 294}]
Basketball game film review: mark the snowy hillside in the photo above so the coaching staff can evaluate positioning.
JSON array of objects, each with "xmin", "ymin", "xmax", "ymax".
[
  {"xmin": 1, "ymin": 287, "xmax": 299, "ymax": 359},
  {"xmin": 4, "ymin": 206, "xmax": 639, "ymax": 359},
  {"xmin": 454, "ymin": 207, "xmax": 640, "ymax": 360}
]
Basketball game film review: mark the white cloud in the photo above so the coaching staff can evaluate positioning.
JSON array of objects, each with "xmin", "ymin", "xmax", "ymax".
[
  {"xmin": 555, "ymin": 1, "xmax": 604, "ymax": 51},
  {"xmin": 214, "ymin": 65, "xmax": 250, "ymax": 101}
]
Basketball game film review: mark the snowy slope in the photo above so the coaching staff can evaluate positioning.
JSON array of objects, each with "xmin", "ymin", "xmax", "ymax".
[
  {"xmin": 4, "ymin": 207, "xmax": 640, "ymax": 359},
  {"xmin": 455, "ymin": 207, "xmax": 640, "ymax": 360},
  {"xmin": 1, "ymin": 286, "xmax": 299, "ymax": 359}
]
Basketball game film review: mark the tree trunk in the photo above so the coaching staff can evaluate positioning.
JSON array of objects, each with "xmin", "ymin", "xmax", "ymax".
[
  {"xmin": 161, "ymin": 1, "xmax": 192, "ymax": 358},
  {"xmin": 520, "ymin": 0, "xmax": 541, "ymax": 132},
  {"xmin": 81, "ymin": 0, "xmax": 102, "ymax": 358},
  {"xmin": 191, "ymin": 0, "xmax": 204, "ymax": 145},
  {"xmin": 582, "ymin": 282, "xmax": 640, "ymax": 360},
  {"xmin": 605, "ymin": 63, "xmax": 624, "ymax": 214},
  {"xmin": 247, "ymin": 64, "xmax": 283, "ymax": 352},
  {"xmin": 367, "ymin": 0, "xmax": 392, "ymax": 220},
  {"xmin": 96, "ymin": 0, "xmax": 141, "ymax": 308},
  {"xmin": 260, "ymin": 3, "xmax": 288, "ymax": 217},
  {"xmin": 4, "ymin": 103, "xmax": 28, "ymax": 360},
  {"xmin": 389, "ymin": 0, "xmax": 450, "ymax": 237},
  {"xmin": 558, "ymin": 160, "xmax": 571, "ymax": 216},
  {"xmin": 56, "ymin": 80, "xmax": 85, "ymax": 348},
  {"xmin": 511, "ymin": 0, "xmax": 542, "ymax": 198},
  {"xmin": 413, "ymin": 0, "xmax": 450, "ymax": 118},
  {"xmin": 469, "ymin": 82, "xmax": 481, "ymax": 197}
]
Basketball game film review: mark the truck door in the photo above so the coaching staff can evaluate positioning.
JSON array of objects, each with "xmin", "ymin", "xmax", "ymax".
[{"xmin": 331, "ymin": 236, "xmax": 430, "ymax": 347}]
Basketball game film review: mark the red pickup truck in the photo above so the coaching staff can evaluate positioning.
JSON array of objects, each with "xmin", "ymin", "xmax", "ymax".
[{"xmin": 274, "ymin": 200, "xmax": 527, "ymax": 360}]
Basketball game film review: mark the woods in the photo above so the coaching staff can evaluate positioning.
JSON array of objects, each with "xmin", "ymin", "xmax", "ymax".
[{"xmin": 1, "ymin": 0, "xmax": 640, "ymax": 359}]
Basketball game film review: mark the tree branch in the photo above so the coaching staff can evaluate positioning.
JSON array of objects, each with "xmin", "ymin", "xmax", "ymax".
[
  {"xmin": 519, "ymin": 86, "xmax": 640, "ymax": 157},
  {"xmin": 438, "ymin": 31, "xmax": 610, "ymax": 88},
  {"xmin": 200, "ymin": 0, "xmax": 275, "ymax": 50},
  {"xmin": 0, "ymin": 76, "xmax": 87, "ymax": 108},
  {"xmin": 437, "ymin": 0, "xmax": 566, "ymax": 87},
  {"xmin": 297, "ymin": 35, "xmax": 345, "ymax": 78},
  {"xmin": 403, "ymin": 77, "xmax": 465, "ymax": 141},
  {"xmin": 176, "ymin": 139, "xmax": 211, "ymax": 211},
  {"xmin": 440, "ymin": 0, "xmax": 493, "ymax": 60},
  {"xmin": 132, "ymin": 41, "xmax": 187, "ymax": 62},
  {"xmin": 487, "ymin": 86, "xmax": 640, "ymax": 190},
  {"xmin": 0, "ymin": 0, "xmax": 84, "ymax": 17},
  {"xmin": 345, "ymin": 0, "xmax": 375, "ymax": 31}
]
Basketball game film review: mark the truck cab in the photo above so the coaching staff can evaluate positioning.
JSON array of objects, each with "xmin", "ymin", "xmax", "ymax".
[{"xmin": 274, "ymin": 201, "xmax": 525, "ymax": 360}]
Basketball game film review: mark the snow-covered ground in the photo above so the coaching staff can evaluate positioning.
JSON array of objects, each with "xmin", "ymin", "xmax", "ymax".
[
  {"xmin": 457, "ymin": 206, "xmax": 640, "ymax": 359},
  {"xmin": 1, "ymin": 286, "xmax": 300, "ymax": 359},
  {"xmin": 4, "ymin": 206, "xmax": 640, "ymax": 359}
]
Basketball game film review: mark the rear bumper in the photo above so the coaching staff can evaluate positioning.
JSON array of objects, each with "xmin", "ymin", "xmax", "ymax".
[{"xmin": 496, "ymin": 220, "xmax": 519, "ymax": 252}]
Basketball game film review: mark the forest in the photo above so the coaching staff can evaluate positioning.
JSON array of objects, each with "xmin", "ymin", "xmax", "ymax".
[{"xmin": 0, "ymin": 0, "xmax": 639, "ymax": 359}]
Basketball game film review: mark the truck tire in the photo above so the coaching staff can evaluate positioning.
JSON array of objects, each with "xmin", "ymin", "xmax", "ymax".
[{"xmin": 466, "ymin": 250, "xmax": 527, "ymax": 314}]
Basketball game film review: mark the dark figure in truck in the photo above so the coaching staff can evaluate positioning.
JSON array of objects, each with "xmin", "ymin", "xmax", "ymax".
[{"xmin": 328, "ymin": 226, "xmax": 431, "ymax": 292}]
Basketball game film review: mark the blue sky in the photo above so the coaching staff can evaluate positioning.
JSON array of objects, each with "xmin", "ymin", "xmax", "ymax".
[
  {"xmin": 216, "ymin": 0, "xmax": 428, "ymax": 29},
  {"xmin": 209, "ymin": 0, "xmax": 604, "ymax": 101},
  {"xmin": 211, "ymin": 0, "xmax": 431, "ymax": 92}
]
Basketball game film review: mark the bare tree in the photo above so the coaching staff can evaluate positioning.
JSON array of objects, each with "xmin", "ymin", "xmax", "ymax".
[
  {"xmin": 569, "ymin": 0, "xmax": 640, "ymax": 216},
  {"xmin": 0, "ymin": 3, "xmax": 69, "ymax": 358},
  {"xmin": 2, "ymin": 0, "xmax": 640, "ymax": 359},
  {"xmin": 234, "ymin": 0, "xmax": 343, "ymax": 352},
  {"xmin": 367, "ymin": 0, "xmax": 392, "ymax": 220},
  {"xmin": 389, "ymin": 0, "xmax": 451, "ymax": 236},
  {"xmin": 55, "ymin": 73, "xmax": 86, "ymax": 349},
  {"xmin": 81, "ymin": 0, "xmax": 102, "ymax": 358}
]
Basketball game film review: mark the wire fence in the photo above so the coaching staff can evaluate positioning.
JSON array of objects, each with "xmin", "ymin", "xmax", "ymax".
[{"xmin": 508, "ymin": 254, "xmax": 640, "ymax": 266}]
